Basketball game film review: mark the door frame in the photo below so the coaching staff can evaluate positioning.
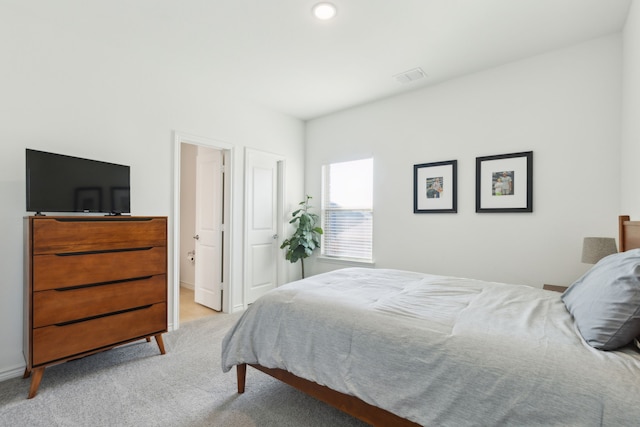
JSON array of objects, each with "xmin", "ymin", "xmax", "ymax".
[
  {"xmin": 172, "ymin": 131, "xmax": 234, "ymax": 330},
  {"xmin": 243, "ymin": 148, "xmax": 286, "ymax": 309}
]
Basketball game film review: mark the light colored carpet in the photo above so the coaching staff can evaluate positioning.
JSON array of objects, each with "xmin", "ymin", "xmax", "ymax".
[{"xmin": 0, "ymin": 313, "xmax": 367, "ymax": 427}]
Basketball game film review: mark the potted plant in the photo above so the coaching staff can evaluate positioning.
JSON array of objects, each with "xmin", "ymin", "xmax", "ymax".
[{"xmin": 280, "ymin": 195, "xmax": 323, "ymax": 278}]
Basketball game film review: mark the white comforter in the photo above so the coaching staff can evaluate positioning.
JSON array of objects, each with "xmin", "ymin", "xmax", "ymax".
[{"xmin": 221, "ymin": 268, "xmax": 640, "ymax": 426}]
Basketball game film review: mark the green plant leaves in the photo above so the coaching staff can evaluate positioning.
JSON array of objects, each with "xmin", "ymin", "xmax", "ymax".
[{"xmin": 280, "ymin": 195, "xmax": 323, "ymax": 266}]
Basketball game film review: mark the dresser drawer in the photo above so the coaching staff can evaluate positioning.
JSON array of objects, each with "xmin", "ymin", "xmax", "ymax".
[
  {"xmin": 33, "ymin": 275, "xmax": 166, "ymax": 328},
  {"xmin": 33, "ymin": 246, "xmax": 166, "ymax": 291},
  {"xmin": 32, "ymin": 303, "xmax": 166, "ymax": 366},
  {"xmin": 32, "ymin": 217, "xmax": 166, "ymax": 254}
]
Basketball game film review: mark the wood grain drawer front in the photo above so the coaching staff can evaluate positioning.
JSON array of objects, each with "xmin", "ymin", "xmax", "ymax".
[
  {"xmin": 33, "ymin": 275, "xmax": 166, "ymax": 328},
  {"xmin": 32, "ymin": 218, "xmax": 166, "ymax": 254},
  {"xmin": 33, "ymin": 247, "xmax": 166, "ymax": 291},
  {"xmin": 32, "ymin": 303, "xmax": 166, "ymax": 366}
]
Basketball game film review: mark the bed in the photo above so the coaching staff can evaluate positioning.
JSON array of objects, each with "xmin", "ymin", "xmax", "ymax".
[{"xmin": 221, "ymin": 216, "xmax": 640, "ymax": 426}]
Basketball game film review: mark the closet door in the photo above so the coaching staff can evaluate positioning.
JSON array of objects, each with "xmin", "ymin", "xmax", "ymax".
[{"xmin": 245, "ymin": 148, "xmax": 283, "ymax": 305}]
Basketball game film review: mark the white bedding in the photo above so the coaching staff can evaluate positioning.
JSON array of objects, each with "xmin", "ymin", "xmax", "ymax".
[{"xmin": 221, "ymin": 268, "xmax": 640, "ymax": 426}]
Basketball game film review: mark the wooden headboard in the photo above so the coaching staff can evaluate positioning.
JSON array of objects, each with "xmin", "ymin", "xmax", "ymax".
[{"xmin": 619, "ymin": 215, "xmax": 640, "ymax": 252}]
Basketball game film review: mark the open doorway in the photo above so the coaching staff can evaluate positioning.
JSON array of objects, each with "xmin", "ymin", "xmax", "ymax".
[
  {"xmin": 173, "ymin": 132, "xmax": 233, "ymax": 329},
  {"xmin": 179, "ymin": 143, "xmax": 221, "ymax": 322}
]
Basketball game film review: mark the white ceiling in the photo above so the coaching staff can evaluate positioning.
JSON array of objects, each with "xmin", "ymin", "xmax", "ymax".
[
  {"xmin": 212, "ymin": 0, "xmax": 632, "ymax": 120},
  {"xmin": 15, "ymin": 0, "xmax": 632, "ymax": 121}
]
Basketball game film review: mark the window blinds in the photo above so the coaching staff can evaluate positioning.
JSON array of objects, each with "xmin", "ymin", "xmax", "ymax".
[{"xmin": 321, "ymin": 158, "xmax": 373, "ymax": 261}]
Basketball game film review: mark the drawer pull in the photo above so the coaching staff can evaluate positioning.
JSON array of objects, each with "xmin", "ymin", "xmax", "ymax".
[
  {"xmin": 54, "ymin": 276, "xmax": 154, "ymax": 291},
  {"xmin": 54, "ymin": 304, "xmax": 153, "ymax": 326},
  {"xmin": 55, "ymin": 247, "xmax": 153, "ymax": 256}
]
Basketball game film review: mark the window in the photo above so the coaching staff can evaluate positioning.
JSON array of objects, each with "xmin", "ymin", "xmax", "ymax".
[{"xmin": 321, "ymin": 158, "xmax": 373, "ymax": 262}]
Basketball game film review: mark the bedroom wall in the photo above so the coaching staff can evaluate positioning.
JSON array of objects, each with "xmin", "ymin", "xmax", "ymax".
[
  {"xmin": 0, "ymin": 4, "xmax": 305, "ymax": 380},
  {"xmin": 622, "ymin": 1, "xmax": 640, "ymax": 215},
  {"xmin": 305, "ymin": 35, "xmax": 622, "ymax": 288}
]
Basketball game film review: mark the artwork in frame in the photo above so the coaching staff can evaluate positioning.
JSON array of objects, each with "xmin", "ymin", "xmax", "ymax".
[
  {"xmin": 413, "ymin": 160, "xmax": 457, "ymax": 213},
  {"xmin": 74, "ymin": 187, "xmax": 102, "ymax": 212},
  {"xmin": 476, "ymin": 151, "xmax": 533, "ymax": 213},
  {"xmin": 110, "ymin": 186, "xmax": 130, "ymax": 213}
]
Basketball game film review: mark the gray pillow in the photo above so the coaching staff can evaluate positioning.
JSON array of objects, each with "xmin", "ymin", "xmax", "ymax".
[{"xmin": 562, "ymin": 248, "xmax": 640, "ymax": 350}]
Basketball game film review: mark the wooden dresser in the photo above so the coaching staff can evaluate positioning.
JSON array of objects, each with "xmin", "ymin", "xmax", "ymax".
[{"xmin": 23, "ymin": 216, "xmax": 168, "ymax": 398}]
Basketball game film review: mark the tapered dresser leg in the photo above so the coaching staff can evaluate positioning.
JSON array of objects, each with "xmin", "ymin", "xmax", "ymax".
[
  {"xmin": 155, "ymin": 334, "xmax": 166, "ymax": 355},
  {"xmin": 27, "ymin": 367, "xmax": 44, "ymax": 399}
]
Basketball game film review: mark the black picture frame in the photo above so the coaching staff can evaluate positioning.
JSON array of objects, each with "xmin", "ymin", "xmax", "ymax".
[
  {"xmin": 413, "ymin": 160, "xmax": 457, "ymax": 213},
  {"xmin": 476, "ymin": 151, "xmax": 533, "ymax": 213},
  {"xmin": 110, "ymin": 186, "xmax": 131, "ymax": 214},
  {"xmin": 74, "ymin": 187, "xmax": 102, "ymax": 212}
]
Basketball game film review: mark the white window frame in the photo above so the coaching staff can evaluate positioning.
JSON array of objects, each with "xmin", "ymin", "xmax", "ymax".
[{"xmin": 320, "ymin": 158, "xmax": 374, "ymax": 264}]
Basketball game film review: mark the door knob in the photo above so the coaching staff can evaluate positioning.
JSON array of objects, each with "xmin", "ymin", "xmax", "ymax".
[
  {"xmin": 272, "ymin": 234, "xmax": 278, "ymax": 239},
  {"xmin": 193, "ymin": 235, "xmax": 200, "ymax": 240}
]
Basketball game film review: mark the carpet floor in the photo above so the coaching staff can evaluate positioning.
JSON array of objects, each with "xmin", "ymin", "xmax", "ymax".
[{"xmin": 0, "ymin": 313, "xmax": 367, "ymax": 427}]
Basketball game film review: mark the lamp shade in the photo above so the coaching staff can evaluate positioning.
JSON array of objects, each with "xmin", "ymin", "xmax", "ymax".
[{"xmin": 581, "ymin": 237, "xmax": 617, "ymax": 264}]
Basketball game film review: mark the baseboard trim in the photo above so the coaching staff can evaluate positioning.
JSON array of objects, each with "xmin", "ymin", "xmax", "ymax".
[
  {"xmin": 0, "ymin": 363, "xmax": 26, "ymax": 382},
  {"xmin": 231, "ymin": 304, "xmax": 245, "ymax": 313},
  {"xmin": 180, "ymin": 282, "xmax": 195, "ymax": 291}
]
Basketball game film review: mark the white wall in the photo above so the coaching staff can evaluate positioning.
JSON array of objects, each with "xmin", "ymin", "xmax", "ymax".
[
  {"xmin": 622, "ymin": 1, "xmax": 640, "ymax": 214},
  {"xmin": 305, "ymin": 35, "xmax": 622, "ymax": 288},
  {"xmin": 0, "ymin": 4, "xmax": 304, "ymax": 380}
]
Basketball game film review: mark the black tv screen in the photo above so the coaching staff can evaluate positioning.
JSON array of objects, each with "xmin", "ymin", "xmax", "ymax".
[{"xmin": 26, "ymin": 149, "xmax": 130, "ymax": 215}]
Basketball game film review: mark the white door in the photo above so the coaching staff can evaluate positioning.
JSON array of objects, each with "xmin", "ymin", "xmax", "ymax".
[
  {"xmin": 194, "ymin": 146, "xmax": 223, "ymax": 311},
  {"xmin": 245, "ymin": 148, "xmax": 282, "ymax": 304}
]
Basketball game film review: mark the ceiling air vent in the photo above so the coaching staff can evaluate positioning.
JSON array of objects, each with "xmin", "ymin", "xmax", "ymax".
[{"xmin": 394, "ymin": 67, "xmax": 426, "ymax": 84}]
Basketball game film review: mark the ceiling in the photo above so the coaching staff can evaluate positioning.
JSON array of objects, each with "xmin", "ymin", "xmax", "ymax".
[
  {"xmin": 193, "ymin": 0, "xmax": 632, "ymax": 120},
  {"xmin": 11, "ymin": 0, "xmax": 632, "ymax": 121}
]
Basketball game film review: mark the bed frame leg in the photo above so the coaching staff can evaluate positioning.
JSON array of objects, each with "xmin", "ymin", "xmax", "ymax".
[{"xmin": 237, "ymin": 364, "xmax": 246, "ymax": 394}]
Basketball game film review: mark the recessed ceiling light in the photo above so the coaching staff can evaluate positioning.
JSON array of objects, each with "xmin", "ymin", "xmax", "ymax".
[{"xmin": 312, "ymin": 2, "xmax": 337, "ymax": 20}]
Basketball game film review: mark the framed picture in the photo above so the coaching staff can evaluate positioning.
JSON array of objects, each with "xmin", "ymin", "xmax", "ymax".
[
  {"xmin": 74, "ymin": 187, "xmax": 102, "ymax": 212},
  {"xmin": 110, "ymin": 186, "xmax": 131, "ymax": 213},
  {"xmin": 413, "ymin": 160, "xmax": 457, "ymax": 213},
  {"xmin": 476, "ymin": 151, "xmax": 533, "ymax": 213}
]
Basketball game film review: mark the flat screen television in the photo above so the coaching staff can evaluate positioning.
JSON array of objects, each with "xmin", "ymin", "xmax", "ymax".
[{"xmin": 26, "ymin": 149, "xmax": 131, "ymax": 215}]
